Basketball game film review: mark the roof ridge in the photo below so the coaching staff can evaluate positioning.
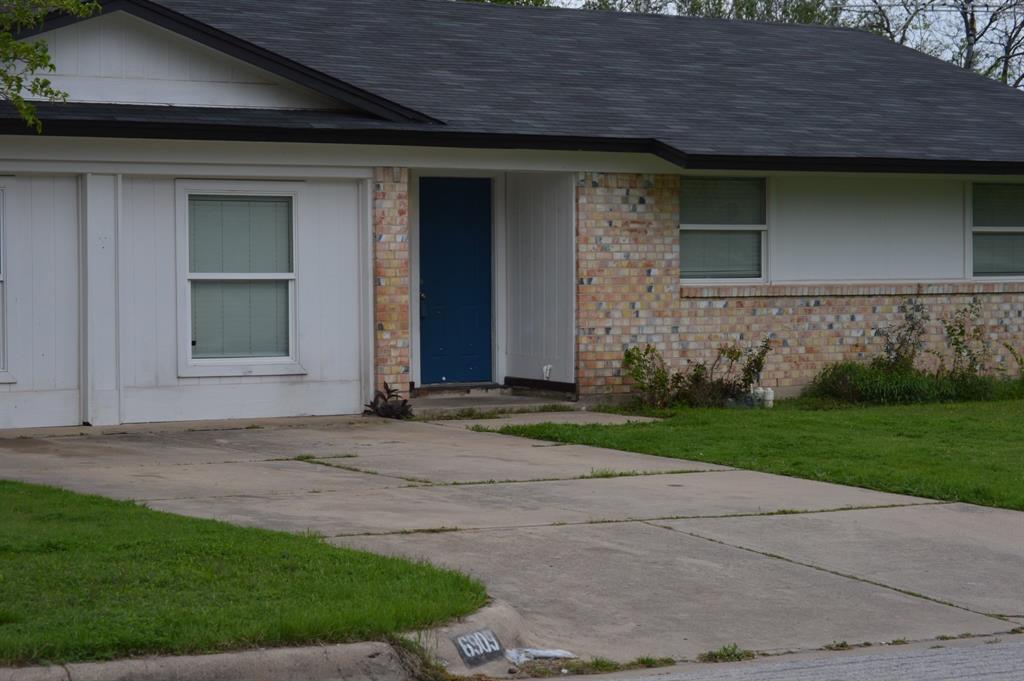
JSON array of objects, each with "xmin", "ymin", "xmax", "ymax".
[{"xmin": 421, "ymin": 0, "xmax": 868, "ymax": 36}]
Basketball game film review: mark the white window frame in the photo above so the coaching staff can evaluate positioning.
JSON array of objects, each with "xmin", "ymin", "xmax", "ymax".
[
  {"xmin": 679, "ymin": 177, "xmax": 769, "ymax": 285},
  {"xmin": 175, "ymin": 179, "xmax": 307, "ymax": 378},
  {"xmin": 967, "ymin": 183, "xmax": 1024, "ymax": 282},
  {"xmin": 0, "ymin": 182, "xmax": 12, "ymax": 384}
]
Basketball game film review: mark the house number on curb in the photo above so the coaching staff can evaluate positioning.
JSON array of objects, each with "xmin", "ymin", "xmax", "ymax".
[{"xmin": 451, "ymin": 629, "xmax": 504, "ymax": 666}]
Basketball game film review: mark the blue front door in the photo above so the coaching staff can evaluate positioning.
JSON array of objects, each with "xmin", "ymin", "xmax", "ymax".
[{"xmin": 419, "ymin": 177, "xmax": 493, "ymax": 384}]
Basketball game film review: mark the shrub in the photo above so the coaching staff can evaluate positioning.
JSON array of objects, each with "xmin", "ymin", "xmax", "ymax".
[
  {"xmin": 807, "ymin": 299, "xmax": 1021, "ymax": 406},
  {"xmin": 1004, "ymin": 343, "xmax": 1024, "ymax": 380},
  {"xmin": 805, "ymin": 362, "xmax": 1006, "ymax": 405},
  {"xmin": 938, "ymin": 300, "xmax": 992, "ymax": 376},
  {"xmin": 874, "ymin": 299, "xmax": 929, "ymax": 371},
  {"xmin": 623, "ymin": 345, "xmax": 681, "ymax": 408},
  {"xmin": 364, "ymin": 382, "xmax": 413, "ymax": 419},
  {"xmin": 622, "ymin": 339, "xmax": 773, "ymax": 409},
  {"xmin": 679, "ymin": 338, "xmax": 772, "ymax": 408}
]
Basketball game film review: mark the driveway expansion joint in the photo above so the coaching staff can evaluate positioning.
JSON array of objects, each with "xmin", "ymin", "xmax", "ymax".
[
  {"xmin": 647, "ymin": 520, "xmax": 1010, "ymax": 623},
  {"xmin": 331, "ymin": 502, "xmax": 945, "ymax": 538}
]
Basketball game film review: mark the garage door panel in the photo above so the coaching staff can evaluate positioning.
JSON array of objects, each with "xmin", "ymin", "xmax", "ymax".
[{"xmin": 0, "ymin": 176, "xmax": 81, "ymax": 428}]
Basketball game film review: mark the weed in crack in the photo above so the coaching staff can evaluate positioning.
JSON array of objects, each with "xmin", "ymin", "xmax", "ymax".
[
  {"xmin": 823, "ymin": 641, "xmax": 852, "ymax": 651},
  {"xmin": 697, "ymin": 644, "xmax": 756, "ymax": 663}
]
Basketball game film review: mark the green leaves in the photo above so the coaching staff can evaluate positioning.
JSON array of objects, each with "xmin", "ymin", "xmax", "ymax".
[{"xmin": 0, "ymin": 1, "xmax": 100, "ymax": 132}]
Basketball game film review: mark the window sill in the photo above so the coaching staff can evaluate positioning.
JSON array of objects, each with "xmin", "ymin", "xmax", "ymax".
[
  {"xmin": 681, "ymin": 278, "xmax": 766, "ymax": 286},
  {"xmin": 178, "ymin": 361, "xmax": 308, "ymax": 379},
  {"xmin": 679, "ymin": 280, "xmax": 1024, "ymax": 299}
]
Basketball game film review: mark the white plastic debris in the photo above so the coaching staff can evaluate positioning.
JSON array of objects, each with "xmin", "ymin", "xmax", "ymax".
[{"xmin": 505, "ymin": 648, "xmax": 577, "ymax": 665}]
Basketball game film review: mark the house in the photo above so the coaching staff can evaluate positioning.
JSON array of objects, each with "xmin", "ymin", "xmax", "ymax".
[{"xmin": 0, "ymin": 0, "xmax": 1022, "ymax": 428}]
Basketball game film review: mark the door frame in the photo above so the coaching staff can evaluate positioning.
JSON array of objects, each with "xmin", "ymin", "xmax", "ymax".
[{"xmin": 410, "ymin": 170, "xmax": 507, "ymax": 387}]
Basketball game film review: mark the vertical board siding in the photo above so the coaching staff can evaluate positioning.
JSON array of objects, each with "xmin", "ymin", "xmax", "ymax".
[
  {"xmin": 37, "ymin": 12, "xmax": 339, "ymax": 109},
  {"xmin": 0, "ymin": 176, "xmax": 80, "ymax": 427},
  {"xmin": 505, "ymin": 173, "xmax": 575, "ymax": 384},
  {"xmin": 118, "ymin": 177, "xmax": 364, "ymax": 423}
]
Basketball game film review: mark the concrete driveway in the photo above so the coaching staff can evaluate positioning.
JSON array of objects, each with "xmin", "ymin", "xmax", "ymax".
[{"xmin": 1, "ymin": 414, "xmax": 1021, "ymax": 664}]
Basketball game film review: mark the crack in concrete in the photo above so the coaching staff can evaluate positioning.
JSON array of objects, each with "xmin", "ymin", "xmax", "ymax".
[
  {"xmin": 137, "ymin": 488, "xmax": 362, "ymax": 502},
  {"xmin": 645, "ymin": 519, "xmax": 1011, "ymax": 625},
  {"xmin": 331, "ymin": 501, "xmax": 948, "ymax": 538},
  {"xmin": 418, "ymin": 467, "xmax": 735, "ymax": 487}
]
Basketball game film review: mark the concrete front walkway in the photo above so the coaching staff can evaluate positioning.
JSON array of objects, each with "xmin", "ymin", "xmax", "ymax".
[{"xmin": 0, "ymin": 413, "xmax": 1021, "ymax": 665}]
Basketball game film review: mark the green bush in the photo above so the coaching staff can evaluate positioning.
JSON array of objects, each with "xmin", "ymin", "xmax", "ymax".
[
  {"xmin": 806, "ymin": 361, "xmax": 1023, "ymax": 405},
  {"xmin": 622, "ymin": 339, "xmax": 773, "ymax": 408},
  {"xmin": 805, "ymin": 299, "xmax": 1024, "ymax": 406},
  {"xmin": 623, "ymin": 345, "xmax": 681, "ymax": 408}
]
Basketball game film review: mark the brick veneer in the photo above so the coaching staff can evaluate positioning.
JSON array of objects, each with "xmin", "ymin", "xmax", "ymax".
[
  {"xmin": 372, "ymin": 168, "xmax": 411, "ymax": 393},
  {"xmin": 576, "ymin": 173, "xmax": 681, "ymax": 394},
  {"xmin": 576, "ymin": 172, "xmax": 1024, "ymax": 396},
  {"xmin": 676, "ymin": 282, "xmax": 1024, "ymax": 393}
]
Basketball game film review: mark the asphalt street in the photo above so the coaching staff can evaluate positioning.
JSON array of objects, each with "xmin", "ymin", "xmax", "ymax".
[{"xmin": 618, "ymin": 639, "xmax": 1024, "ymax": 681}]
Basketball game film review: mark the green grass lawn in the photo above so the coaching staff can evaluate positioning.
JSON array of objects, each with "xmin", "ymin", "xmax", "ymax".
[
  {"xmin": 497, "ymin": 400, "xmax": 1024, "ymax": 511},
  {"xmin": 0, "ymin": 481, "xmax": 486, "ymax": 666}
]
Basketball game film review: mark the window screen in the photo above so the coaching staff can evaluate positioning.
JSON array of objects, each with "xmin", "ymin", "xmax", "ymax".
[
  {"xmin": 681, "ymin": 230, "xmax": 762, "ymax": 279},
  {"xmin": 973, "ymin": 232, "xmax": 1024, "ymax": 277},
  {"xmin": 0, "ymin": 189, "xmax": 4, "ymax": 370},
  {"xmin": 188, "ymin": 196, "xmax": 293, "ymax": 360},
  {"xmin": 681, "ymin": 178, "xmax": 766, "ymax": 225},
  {"xmin": 973, "ymin": 184, "xmax": 1024, "ymax": 227},
  {"xmin": 189, "ymin": 196, "xmax": 292, "ymax": 273}
]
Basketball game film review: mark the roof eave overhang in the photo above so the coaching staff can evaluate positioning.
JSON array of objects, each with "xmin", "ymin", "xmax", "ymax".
[
  {"xmin": 3, "ymin": 119, "xmax": 1023, "ymax": 176},
  {"xmin": 681, "ymin": 152, "xmax": 1024, "ymax": 175}
]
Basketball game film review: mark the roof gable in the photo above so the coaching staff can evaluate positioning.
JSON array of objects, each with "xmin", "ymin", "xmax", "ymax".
[
  {"xmin": 35, "ymin": 11, "xmax": 343, "ymax": 110},
  {"xmin": 27, "ymin": 0, "xmax": 436, "ymax": 122}
]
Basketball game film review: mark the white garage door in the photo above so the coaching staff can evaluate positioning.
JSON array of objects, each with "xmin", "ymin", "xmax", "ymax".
[{"xmin": 0, "ymin": 176, "xmax": 82, "ymax": 428}]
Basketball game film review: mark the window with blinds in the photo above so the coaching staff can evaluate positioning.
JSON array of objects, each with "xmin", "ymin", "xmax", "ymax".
[
  {"xmin": 0, "ymin": 187, "xmax": 5, "ymax": 372},
  {"xmin": 681, "ymin": 230, "xmax": 763, "ymax": 279},
  {"xmin": 680, "ymin": 178, "xmax": 766, "ymax": 280},
  {"xmin": 187, "ymin": 195, "xmax": 294, "ymax": 359},
  {"xmin": 972, "ymin": 184, "xmax": 1024, "ymax": 278}
]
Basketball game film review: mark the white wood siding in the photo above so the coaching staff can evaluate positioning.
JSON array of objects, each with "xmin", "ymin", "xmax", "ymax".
[
  {"xmin": 35, "ymin": 12, "xmax": 339, "ymax": 109},
  {"xmin": 504, "ymin": 172, "xmax": 575, "ymax": 384},
  {"xmin": 0, "ymin": 176, "xmax": 80, "ymax": 428},
  {"xmin": 118, "ymin": 177, "xmax": 365, "ymax": 423},
  {"xmin": 770, "ymin": 176, "xmax": 967, "ymax": 282}
]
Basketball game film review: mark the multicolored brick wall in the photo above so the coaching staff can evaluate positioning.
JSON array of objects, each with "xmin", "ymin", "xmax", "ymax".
[
  {"xmin": 676, "ymin": 283, "xmax": 1024, "ymax": 394},
  {"xmin": 576, "ymin": 172, "xmax": 1024, "ymax": 397},
  {"xmin": 372, "ymin": 167, "xmax": 411, "ymax": 393},
  {"xmin": 576, "ymin": 173, "xmax": 680, "ymax": 394}
]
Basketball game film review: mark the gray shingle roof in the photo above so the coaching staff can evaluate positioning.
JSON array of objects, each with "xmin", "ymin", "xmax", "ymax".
[{"xmin": 15, "ymin": 0, "xmax": 1024, "ymax": 169}]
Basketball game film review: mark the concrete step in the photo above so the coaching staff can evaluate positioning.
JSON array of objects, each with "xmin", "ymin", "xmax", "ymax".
[{"xmin": 409, "ymin": 394, "xmax": 579, "ymax": 419}]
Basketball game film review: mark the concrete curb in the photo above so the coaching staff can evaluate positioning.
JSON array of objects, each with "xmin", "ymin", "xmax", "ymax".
[
  {"xmin": 0, "ymin": 601, "xmax": 536, "ymax": 681},
  {"xmin": 414, "ymin": 599, "xmax": 532, "ymax": 677},
  {"xmin": 0, "ymin": 642, "xmax": 410, "ymax": 681}
]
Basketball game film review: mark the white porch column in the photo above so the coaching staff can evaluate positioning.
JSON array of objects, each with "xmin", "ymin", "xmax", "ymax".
[{"xmin": 80, "ymin": 173, "xmax": 121, "ymax": 425}]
